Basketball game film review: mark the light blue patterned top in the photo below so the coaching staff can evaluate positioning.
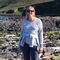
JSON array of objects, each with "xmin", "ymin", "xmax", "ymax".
[{"xmin": 19, "ymin": 17, "xmax": 43, "ymax": 48}]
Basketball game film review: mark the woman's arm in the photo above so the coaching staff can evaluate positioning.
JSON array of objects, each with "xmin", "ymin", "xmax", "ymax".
[{"xmin": 38, "ymin": 19, "xmax": 44, "ymax": 53}]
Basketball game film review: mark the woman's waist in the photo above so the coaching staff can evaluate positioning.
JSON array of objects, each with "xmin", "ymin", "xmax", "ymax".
[{"xmin": 22, "ymin": 33, "xmax": 38, "ymax": 37}]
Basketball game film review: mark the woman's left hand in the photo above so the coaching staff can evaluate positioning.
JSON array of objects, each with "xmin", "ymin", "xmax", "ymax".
[{"xmin": 39, "ymin": 47, "xmax": 44, "ymax": 53}]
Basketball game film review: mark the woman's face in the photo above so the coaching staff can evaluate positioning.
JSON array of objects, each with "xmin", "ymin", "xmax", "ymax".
[{"xmin": 26, "ymin": 6, "xmax": 35, "ymax": 18}]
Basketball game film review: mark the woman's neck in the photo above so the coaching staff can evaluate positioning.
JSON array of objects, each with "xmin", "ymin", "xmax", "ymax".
[{"xmin": 27, "ymin": 16, "xmax": 35, "ymax": 22}]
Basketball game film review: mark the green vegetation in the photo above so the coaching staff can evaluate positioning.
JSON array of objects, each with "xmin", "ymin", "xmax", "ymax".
[
  {"xmin": 45, "ymin": 31, "xmax": 60, "ymax": 36},
  {"xmin": 0, "ymin": 0, "xmax": 53, "ymax": 8},
  {"xmin": 0, "ymin": 31, "xmax": 19, "ymax": 37},
  {"xmin": 0, "ymin": 31, "xmax": 3, "ymax": 37},
  {"xmin": 52, "ymin": 55, "xmax": 60, "ymax": 60},
  {"xmin": 0, "ymin": 57, "xmax": 8, "ymax": 60},
  {"xmin": 0, "ymin": 31, "xmax": 7, "ymax": 37},
  {"xmin": 14, "ymin": 8, "xmax": 21, "ymax": 15},
  {"xmin": 0, "ymin": 0, "xmax": 54, "ymax": 11},
  {"xmin": 44, "ymin": 31, "xmax": 60, "ymax": 43},
  {"xmin": 0, "ymin": 0, "xmax": 18, "ymax": 8}
]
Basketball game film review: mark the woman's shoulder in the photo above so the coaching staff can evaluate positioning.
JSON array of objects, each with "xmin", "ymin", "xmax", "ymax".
[
  {"xmin": 35, "ymin": 17, "xmax": 42, "ymax": 23},
  {"xmin": 21, "ymin": 17, "xmax": 27, "ymax": 23},
  {"xmin": 35, "ymin": 17, "xmax": 43, "ymax": 28}
]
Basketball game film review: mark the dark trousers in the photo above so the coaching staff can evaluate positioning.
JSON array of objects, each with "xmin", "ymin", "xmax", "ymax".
[{"xmin": 22, "ymin": 43, "xmax": 41, "ymax": 60}]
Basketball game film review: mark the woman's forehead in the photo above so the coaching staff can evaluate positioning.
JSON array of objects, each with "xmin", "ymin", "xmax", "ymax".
[{"xmin": 27, "ymin": 6, "xmax": 35, "ymax": 10}]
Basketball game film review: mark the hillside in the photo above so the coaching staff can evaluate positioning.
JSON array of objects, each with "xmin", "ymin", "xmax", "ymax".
[
  {"xmin": 0, "ymin": 0, "xmax": 54, "ymax": 11},
  {"xmin": 0, "ymin": 0, "xmax": 60, "ymax": 16}
]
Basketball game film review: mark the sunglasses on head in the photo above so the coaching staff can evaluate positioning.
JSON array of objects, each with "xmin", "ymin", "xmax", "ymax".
[{"xmin": 27, "ymin": 10, "xmax": 35, "ymax": 12}]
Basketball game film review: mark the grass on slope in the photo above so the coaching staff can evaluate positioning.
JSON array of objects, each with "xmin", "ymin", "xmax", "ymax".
[{"xmin": 0, "ymin": 0, "xmax": 54, "ymax": 12}]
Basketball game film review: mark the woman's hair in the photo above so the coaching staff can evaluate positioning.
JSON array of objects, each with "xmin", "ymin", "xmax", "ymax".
[{"xmin": 26, "ymin": 5, "xmax": 35, "ymax": 11}]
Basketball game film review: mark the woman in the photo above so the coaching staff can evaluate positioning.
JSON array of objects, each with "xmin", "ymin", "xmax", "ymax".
[{"xmin": 19, "ymin": 5, "xmax": 43, "ymax": 60}]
